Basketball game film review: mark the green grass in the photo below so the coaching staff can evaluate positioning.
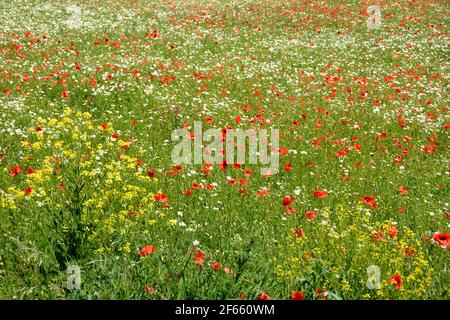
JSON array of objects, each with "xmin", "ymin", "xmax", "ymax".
[{"xmin": 0, "ymin": 0, "xmax": 448, "ymax": 300}]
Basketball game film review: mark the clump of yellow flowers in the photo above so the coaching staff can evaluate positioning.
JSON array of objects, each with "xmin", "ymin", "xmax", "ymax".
[
  {"xmin": 1, "ymin": 108, "xmax": 160, "ymax": 255},
  {"xmin": 273, "ymin": 204, "xmax": 432, "ymax": 299}
]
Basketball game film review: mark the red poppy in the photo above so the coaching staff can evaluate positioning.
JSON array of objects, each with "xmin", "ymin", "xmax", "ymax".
[
  {"xmin": 432, "ymin": 233, "xmax": 450, "ymax": 248},
  {"xmin": 388, "ymin": 274, "xmax": 402, "ymax": 289},
  {"xmin": 204, "ymin": 183, "xmax": 214, "ymax": 190},
  {"xmin": 224, "ymin": 267, "xmax": 234, "ymax": 275},
  {"xmin": 140, "ymin": 245, "xmax": 155, "ymax": 257},
  {"xmin": 147, "ymin": 169, "xmax": 155, "ymax": 177},
  {"xmin": 404, "ymin": 247, "xmax": 415, "ymax": 257},
  {"xmin": 210, "ymin": 261, "xmax": 222, "ymax": 272},
  {"xmin": 387, "ymin": 225, "xmax": 398, "ymax": 239},
  {"xmin": 315, "ymin": 288, "xmax": 328, "ymax": 300},
  {"xmin": 26, "ymin": 168, "xmax": 36, "ymax": 175},
  {"xmin": 371, "ymin": 230, "xmax": 384, "ymax": 241},
  {"xmin": 294, "ymin": 229, "xmax": 305, "ymax": 238},
  {"xmin": 284, "ymin": 162, "xmax": 293, "ymax": 171},
  {"xmin": 192, "ymin": 183, "xmax": 202, "ymax": 189},
  {"xmin": 399, "ymin": 186, "xmax": 408, "ymax": 195},
  {"xmin": 23, "ymin": 187, "xmax": 33, "ymax": 196},
  {"xmin": 144, "ymin": 285, "xmax": 154, "ymax": 294},
  {"xmin": 292, "ymin": 292, "xmax": 305, "ymax": 300},
  {"xmin": 193, "ymin": 249, "xmax": 205, "ymax": 269},
  {"xmin": 9, "ymin": 165, "xmax": 23, "ymax": 177},
  {"xmin": 313, "ymin": 190, "xmax": 328, "ymax": 199},
  {"xmin": 256, "ymin": 188, "xmax": 270, "ymax": 197},
  {"xmin": 282, "ymin": 196, "xmax": 295, "ymax": 206},
  {"xmin": 422, "ymin": 145, "xmax": 436, "ymax": 154},
  {"xmin": 305, "ymin": 210, "xmax": 317, "ymax": 221},
  {"xmin": 256, "ymin": 292, "xmax": 270, "ymax": 300},
  {"xmin": 285, "ymin": 206, "xmax": 296, "ymax": 214},
  {"xmin": 153, "ymin": 193, "xmax": 168, "ymax": 203},
  {"xmin": 279, "ymin": 148, "xmax": 288, "ymax": 156},
  {"xmin": 362, "ymin": 195, "xmax": 377, "ymax": 208}
]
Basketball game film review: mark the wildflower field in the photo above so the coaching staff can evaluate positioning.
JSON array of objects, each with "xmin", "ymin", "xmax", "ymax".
[{"xmin": 0, "ymin": 0, "xmax": 448, "ymax": 300}]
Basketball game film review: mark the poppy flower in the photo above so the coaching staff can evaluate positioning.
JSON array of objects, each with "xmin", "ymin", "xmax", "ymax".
[
  {"xmin": 26, "ymin": 168, "xmax": 36, "ymax": 175},
  {"xmin": 362, "ymin": 195, "xmax": 377, "ymax": 208},
  {"xmin": 371, "ymin": 230, "xmax": 384, "ymax": 241},
  {"xmin": 193, "ymin": 249, "xmax": 205, "ymax": 269},
  {"xmin": 432, "ymin": 233, "xmax": 450, "ymax": 248},
  {"xmin": 292, "ymin": 292, "xmax": 305, "ymax": 300},
  {"xmin": 256, "ymin": 291, "xmax": 270, "ymax": 300},
  {"xmin": 147, "ymin": 169, "xmax": 155, "ymax": 177},
  {"xmin": 404, "ymin": 247, "xmax": 415, "ymax": 257},
  {"xmin": 282, "ymin": 196, "xmax": 295, "ymax": 206},
  {"xmin": 204, "ymin": 183, "xmax": 214, "ymax": 190},
  {"xmin": 305, "ymin": 210, "xmax": 317, "ymax": 220},
  {"xmin": 256, "ymin": 188, "xmax": 270, "ymax": 197},
  {"xmin": 399, "ymin": 186, "xmax": 408, "ymax": 195},
  {"xmin": 279, "ymin": 148, "xmax": 288, "ymax": 156},
  {"xmin": 210, "ymin": 261, "xmax": 222, "ymax": 271},
  {"xmin": 388, "ymin": 274, "xmax": 402, "ymax": 289},
  {"xmin": 284, "ymin": 162, "xmax": 293, "ymax": 171},
  {"xmin": 422, "ymin": 145, "xmax": 436, "ymax": 154},
  {"xmin": 140, "ymin": 245, "xmax": 155, "ymax": 257},
  {"xmin": 9, "ymin": 165, "xmax": 23, "ymax": 177},
  {"xmin": 294, "ymin": 229, "xmax": 305, "ymax": 238},
  {"xmin": 387, "ymin": 225, "xmax": 398, "ymax": 239},
  {"xmin": 285, "ymin": 206, "xmax": 296, "ymax": 214},
  {"xmin": 144, "ymin": 285, "xmax": 154, "ymax": 294},
  {"xmin": 23, "ymin": 187, "xmax": 33, "ymax": 196},
  {"xmin": 313, "ymin": 190, "xmax": 328, "ymax": 199}
]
